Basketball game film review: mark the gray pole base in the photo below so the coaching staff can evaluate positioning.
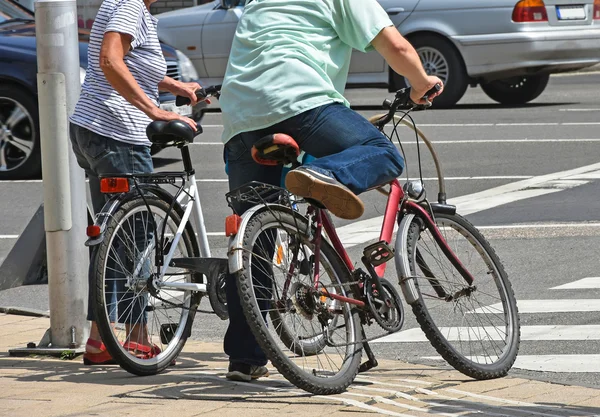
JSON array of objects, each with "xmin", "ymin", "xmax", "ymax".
[{"xmin": 8, "ymin": 328, "xmax": 84, "ymax": 358}]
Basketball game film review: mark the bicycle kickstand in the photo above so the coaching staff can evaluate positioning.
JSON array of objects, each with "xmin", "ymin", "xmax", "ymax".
[{"xmin": 358, "ymin": 330, "xmax": 378, "ymax": 373}]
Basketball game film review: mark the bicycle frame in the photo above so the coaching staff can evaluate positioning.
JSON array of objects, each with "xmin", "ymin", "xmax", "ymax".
[
  {"xmin": 88, "ymin": 170, "xmax": 212, "ymax": 294},
  {"xmin": 311, "ymin": 178, "xmax": 475, "ymax": 308}
]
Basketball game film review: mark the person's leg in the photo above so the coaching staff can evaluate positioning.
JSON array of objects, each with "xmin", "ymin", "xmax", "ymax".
[
  {"xmin": 284, "ymin": 103, "xmax": 404, "ymax": 219},
  {"xmin": 73, "ymin": 126, "xmax": 154, "ymax": 349},
  {"xmin": 69, "ymin": 123, "xmax": 113, "ymax": 358},
  {"xmin": 223, "ymin": 132, "xmax": 282, "ymax": 376}
]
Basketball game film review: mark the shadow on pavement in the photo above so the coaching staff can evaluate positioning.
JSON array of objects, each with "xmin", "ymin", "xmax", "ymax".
[{"xmin": 2, "ymin": 351, "xmax": 600, "ymax": 415}]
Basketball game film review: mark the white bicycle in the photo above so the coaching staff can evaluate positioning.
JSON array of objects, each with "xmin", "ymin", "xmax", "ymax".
[{"xmin": 86, "ymin": 87, "xmax": 227, "ymax": 375}]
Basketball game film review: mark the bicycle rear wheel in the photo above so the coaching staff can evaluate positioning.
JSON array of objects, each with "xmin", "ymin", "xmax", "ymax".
[
  {"xmin": 236, "ymin": 206, "xmax": 362, "ymax": 395},
  {"xmin": 401, "ymin": 212, "xmax": 520, "ymax": 379},
  {"xmin": 91, "ymin": 195, "xmax": 201, "ymax": 375}
]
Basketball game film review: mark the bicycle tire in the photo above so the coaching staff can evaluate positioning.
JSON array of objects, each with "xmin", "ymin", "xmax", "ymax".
[
  {"xmin": 92, "ymin": 195, "xmax": 202, "ymax": 376},
  {"xmin": 236, "ymin": 206, "xmax": 362, "ymax": 395},
  {"xmin": 402, "ymin": 212, "xmax": 520, "ymax": 379}
]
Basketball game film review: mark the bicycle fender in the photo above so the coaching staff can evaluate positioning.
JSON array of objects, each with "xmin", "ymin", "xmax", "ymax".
[
  {"xmin": 227, "ymin": 204, "xmax": 268, "ymax": 274},
  {"xmin": 395, "ymin": 213, "xmax": 420, "ymax": 304},
  {"xmin": 85, "ymin": 185, "xmax": 177, "ymax": 247}
]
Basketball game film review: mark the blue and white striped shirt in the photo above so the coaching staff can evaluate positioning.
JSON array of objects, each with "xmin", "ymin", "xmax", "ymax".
[{"xmin": 70, "ymin": 0, "xmax": 166, "ymax": 146}]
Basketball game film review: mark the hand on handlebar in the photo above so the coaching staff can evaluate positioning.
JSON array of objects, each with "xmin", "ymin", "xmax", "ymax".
[
  {"xmin": 410, "ymin": 76, "xmax": 444, "ymax": 106},
  {"xmin": 173, "ymin": 81, "xmax": 211, "ymax": 106},
  {"xmin": 151, "ymin": 108, "xmax": 198, "ymax": 131}
]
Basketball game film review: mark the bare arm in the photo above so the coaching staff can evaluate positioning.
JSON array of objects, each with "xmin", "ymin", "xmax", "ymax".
[
  {"xmin": 372, "ymin": 27, "xmax": 443, "ymax": 103},
  {"xmin": 99, "ymin": 32, "xmax": 197, "ymax": 129}
]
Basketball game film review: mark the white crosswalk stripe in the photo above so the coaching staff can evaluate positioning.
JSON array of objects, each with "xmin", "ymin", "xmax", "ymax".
[{"xmin": 373, "ymin": 276, "xmax": 600, "ymax": 374}]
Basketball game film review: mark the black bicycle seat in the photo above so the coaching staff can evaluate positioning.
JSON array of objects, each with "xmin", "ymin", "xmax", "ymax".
[{"xmin": 146, "ymin": 120, "xmax": 203, "ymax": 146}]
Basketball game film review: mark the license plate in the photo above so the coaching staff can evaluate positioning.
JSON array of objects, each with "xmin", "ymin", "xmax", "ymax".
[
  {"xmin": 556, "ymin": 5, "xmax": 586, "ymax": 20},
  {"xmin": 159, "ymin": 101, "xmax": 192, "ymax": 116}
]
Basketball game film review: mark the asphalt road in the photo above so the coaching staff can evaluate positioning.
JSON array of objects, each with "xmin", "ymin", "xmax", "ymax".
[{"xmin": 2, "ymin": 71, "xmax": 600, "ymax": 389}]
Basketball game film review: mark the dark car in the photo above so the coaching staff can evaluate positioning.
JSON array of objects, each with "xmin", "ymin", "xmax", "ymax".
[{"xmin": 0, "ymin": 0, "xmax": 201, "ymax": 180}]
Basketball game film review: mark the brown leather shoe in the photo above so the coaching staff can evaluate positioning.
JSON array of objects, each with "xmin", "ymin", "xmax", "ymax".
[{"xmin": 285, "ymin": 166, "xmax": 364, "ymax": 220}]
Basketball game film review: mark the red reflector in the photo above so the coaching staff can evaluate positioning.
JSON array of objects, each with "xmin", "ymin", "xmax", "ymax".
[
  {"xmin": 100, "ymin": 177, "xmax": 130, "ymax": 194},
  {"xmin": 86, "ymin": 225, "xmax": 101, "ymax": 237},
  {"xmin": 225, "ymin": 214, "xmax": 242, "ymax": 237},
  {"xmin": 512, "ymin": 0, "xmax": 548, "ymax": 22},
  {"xmin": 594, "ymin": 0, "xmax": 600, "ymax": 19}
]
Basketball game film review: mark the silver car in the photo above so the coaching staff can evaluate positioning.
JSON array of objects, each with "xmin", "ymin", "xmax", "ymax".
[{"xmin": 157, "ymin": 0, "xmax": 600, "ymax": 107}]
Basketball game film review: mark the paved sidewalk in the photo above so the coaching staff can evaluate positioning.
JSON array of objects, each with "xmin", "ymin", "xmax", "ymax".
[{"xmin": 2, "ymin": 313, "xmax": 600, "ymax": 417}]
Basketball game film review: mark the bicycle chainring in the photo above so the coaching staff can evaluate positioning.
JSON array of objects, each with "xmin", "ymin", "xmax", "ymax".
[{"xmin": 365, "ymin": 278, "xmax": 404, "ymax": 333}]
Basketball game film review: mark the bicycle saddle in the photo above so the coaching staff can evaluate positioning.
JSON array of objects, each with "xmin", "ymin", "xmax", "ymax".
[
  {"xmin": 146, "ymin": 120, "xmax": 202, "ymax": 146},
  {"xmin": 252, "ymin": 133, "xmax": 300, "ymax": 166}
]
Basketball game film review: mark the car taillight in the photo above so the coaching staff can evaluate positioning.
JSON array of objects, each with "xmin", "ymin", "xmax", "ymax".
[
  {"xmin": 594, "ymin": 0, "xmax": 600, "ymax": 20},
  {"xmin": 513, "ymin": 0, "xmax": 548, "ymax": 22}
]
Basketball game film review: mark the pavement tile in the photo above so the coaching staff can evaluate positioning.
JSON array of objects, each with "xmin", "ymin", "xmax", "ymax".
[
  {"xmin": 473, "ymin": 379, "xmax": 564, "ymax": 400},
  {"xmin": 448, "ymin": 377, "xmax": 528, "ymax": 394},
  {"xmin": 4, "ymin": 313, "xmax": 600, "ymax": 416},
  {"xmin": 572, "ymin": 395, "xmax": 600, "ymax": 408}
]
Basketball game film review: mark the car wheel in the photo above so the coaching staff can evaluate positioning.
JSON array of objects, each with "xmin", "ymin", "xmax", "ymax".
[
  {"xmin": 390, "ymin": 34, "xmax": 468, "ymax": 108},
  {"xmin": 0, "ymin": 85, "xmax": 40, "ymax": 180},
  {"xmin": 480, "ymin": 75, "xmax": 549, "ymax": 105}
]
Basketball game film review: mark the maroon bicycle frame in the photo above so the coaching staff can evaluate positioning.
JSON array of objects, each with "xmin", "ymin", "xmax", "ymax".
[{"xmin": 310, "ymin": 178, "xmax": 475, "ymax": 308}]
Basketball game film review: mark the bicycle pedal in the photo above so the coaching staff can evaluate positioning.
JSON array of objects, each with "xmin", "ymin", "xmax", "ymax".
[{"xmin": 363, "ymin": 241, "xmax": 394, "ymax": 267}]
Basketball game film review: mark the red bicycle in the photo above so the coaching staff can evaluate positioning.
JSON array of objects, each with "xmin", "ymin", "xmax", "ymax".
[{"xmin": 225, "ymin": 87, "xmax": 520, "ymax": 395}]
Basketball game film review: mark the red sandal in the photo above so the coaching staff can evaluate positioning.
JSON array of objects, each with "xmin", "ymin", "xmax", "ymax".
[
  {"xmin": 83, "ymin": 338, "xmax": 117, "ymax": 365},
  {"xmin": 123, "ymin": 341, "xmax": 176, "ymax": 365}
]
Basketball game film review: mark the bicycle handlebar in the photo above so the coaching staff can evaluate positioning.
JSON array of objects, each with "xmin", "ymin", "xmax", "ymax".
[
  {"xmin": 375, "ymin": 84, "xmax": 442, "ymax": 128},
  {"xmin": 175, "ymin": 85, "xmax": 222, "ymax": 106}
]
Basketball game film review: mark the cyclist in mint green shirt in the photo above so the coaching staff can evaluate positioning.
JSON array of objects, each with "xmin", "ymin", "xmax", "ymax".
[{"xmin": 220, "ymin": 0, "xmax": 443, "ymax": 382}]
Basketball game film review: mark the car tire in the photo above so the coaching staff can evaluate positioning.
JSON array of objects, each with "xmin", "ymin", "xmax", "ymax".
[
  {"xmin": 480, "ymin": 75, "xmax": 549, "ymax": 105},
  {"xmin": 0, "ymin": 85, "xmax": 41, "ymax": 180},
  {"xmin": 390, "ymin": 34, "xmax": 468, "ymax": 108}
]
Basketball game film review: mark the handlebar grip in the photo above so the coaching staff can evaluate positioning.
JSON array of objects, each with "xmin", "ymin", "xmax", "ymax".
[
  {"xmin": 423, "ymin": 84, "xmax": 442, "ymax": 100},
  {"xmin": 175, "ymin": 88, "xmax": 208, "ymax": 107}
]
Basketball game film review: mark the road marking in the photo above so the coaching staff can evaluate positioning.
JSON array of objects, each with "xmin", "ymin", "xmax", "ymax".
[
  {"xmin": 513, "ymin": 355, "xmax": 600, "ymax": 373},
  {"xmin": 470, "ymin": 299, "xmax": 600, "ymax": 314},
  {"xmin": 0, "ymin": 175, "xmax": 533, "ymax": 184},
  {"xmin": 551, "ymin": 277, "xmax": 600, "ymax": 290},
  {"xmin": 559, "ymin": 109, "xmax": 600, "ymax": 112},
  {"xmin": 477, "ymin": 222, "xmax": 600, "ymax": 230},
  {"xmin": 190, "ymin": 138, "xmax": 600, "ymax": 145},
  {"xmin": 338, "ymin": 161, "xmax": 600, "ymax": 246},
  {"xmin": 0, "ymin": 235, "xmax": 18, "ymax": 239},
  {"xmin": 197, "ymin": 122, "xmax": 600, "ymax": 128},
  {"xmin": 372, "ymin": 325, "xmax": 600, "ymax": 343}
]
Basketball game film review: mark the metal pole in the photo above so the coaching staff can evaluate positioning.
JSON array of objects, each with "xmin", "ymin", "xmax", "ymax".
[{"xmin": 35, "ymin": 0, "xmax": 88, "ymax": 349}]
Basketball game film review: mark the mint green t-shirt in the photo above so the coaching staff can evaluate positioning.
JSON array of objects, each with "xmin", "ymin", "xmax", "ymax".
[{"xmin": 220, "ymin": 0, "xmax": 393, "ymax": 143}]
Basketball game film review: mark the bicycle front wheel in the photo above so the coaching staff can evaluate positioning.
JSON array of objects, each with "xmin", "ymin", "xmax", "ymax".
[
  {"xmin": 236, "ymin": 206, "xmax": 362, "ymax": 395},
  {"xmin": 91, "ymin": 195, "xmax": 201, "ymax": 375},
  {"xmin": 401, "ymin": 212, "xmax": 520, "ymax": 379}
]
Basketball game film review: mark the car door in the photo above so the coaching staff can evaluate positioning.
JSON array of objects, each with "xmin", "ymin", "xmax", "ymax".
[
  {"xmin": 201, "ymin": 3, "xmax": 243, "ymax": 81},
  {"xmin": 348, "ymin": 0, "xmax": 420, "ymax": 84}
]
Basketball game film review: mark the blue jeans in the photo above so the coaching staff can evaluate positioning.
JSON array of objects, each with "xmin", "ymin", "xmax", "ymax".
[
  {"xmin": 69, "ymin": 122, "xmax": 154, "ymax": 323},
  {"xmin": 223, "ymin": 102, "xmax": 404, "ymax": 365}
]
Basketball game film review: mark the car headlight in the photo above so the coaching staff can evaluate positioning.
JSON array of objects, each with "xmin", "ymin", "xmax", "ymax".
[
  {"xmin": 79, "ymin": 67, "xmax": 86, "ymax": 85},
  {"xmin": 175, "ymin": 49, "xmax": 199, "ymax": 82}
]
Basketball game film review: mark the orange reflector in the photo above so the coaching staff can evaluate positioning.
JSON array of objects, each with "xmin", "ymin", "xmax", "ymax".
[
  {"xmin": 100, "ymin": 177, "xmax": 130, "ymax": 194},
  {"xmin": 595, "ymin": 0, "xmax": 600, "ymax": 20},
  {"xmin": 86, "ymin": 225, "xmax": 101, "ymax": 237},
  {"xmin": 225, "ymin": 214, "xmax": 242, "ymax": 237},
  {"xmin": 276, "ymin": 245, "xmax": 284, "ymax": 264}
]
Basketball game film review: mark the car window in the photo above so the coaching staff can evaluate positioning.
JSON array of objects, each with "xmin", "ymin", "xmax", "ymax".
[{"xmin": 0, "ymin": 0, "xmax": 33, "ymax": 23}]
